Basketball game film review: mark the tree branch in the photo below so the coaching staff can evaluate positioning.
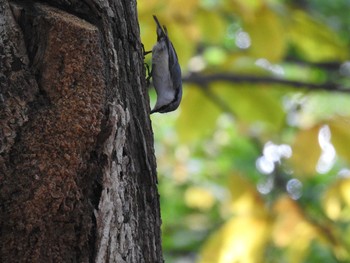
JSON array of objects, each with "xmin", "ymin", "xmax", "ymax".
[
  {"xmin": 284, "ymin": 58, "xmax": 342, "ymax": 71},
  {"xmin": 183, "ymin": 73, "xmax": 350, "ymax": 93}
]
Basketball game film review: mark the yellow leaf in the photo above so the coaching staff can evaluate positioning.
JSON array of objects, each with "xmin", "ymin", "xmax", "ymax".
[
  {"xmin": 211, "ymin": 83, "xmax": 285, "ymax": 131},
  {"xmin": 321, "ymin": 179, "xmax": 350, "ymax": 262},
  {"xmin": 196, "ymin": 10, "xmax": 227, "ymax": 44},
  {"xmin": 199, "ymin": 216, "xmax": 270, "ymax": 263},
  {"xmin": 289, "ymin": 10, "xmax": 348, "ymax": 62},
  {"xmin": 329, "ymin": 118, "xmax": 350, "ymax": 163},
  {"xmin": 227, "ymin": 173, "xmax": 266, "ymax": 216},
  {"xmin": 290, "ymin": 125, "xmax": 321, "ymax": 176},
  {"xmin": 340, "ymin": 179, "xmax": 350, "ymax": 207},
  {"xmin": 323, "ymin": 178, "xmax": 350, "ymax": 221},
  {"xmin": 273, "ymin": 196, "xmax": 319, "ymax": 263},
  {"xmin": 164, "ymin": 0, "xmax": 199, "ymax": 18},
  {"xmin": 244, "ymin": 6, "xmax": 287, "ymax": 62},
  {"xmin": 137, "ymin": 0, "xmax": 159, "ymax": 15},
  {"xmin": 176, "ymin": 86, "xmax": 221, "ymax": 142},
  {"xmin": 185, "ymin": 186, "xmax": 215, "ymax": 211},
  {"xmin": 224, "ymin": 0, "xmax": 264, "ymax": 21}
]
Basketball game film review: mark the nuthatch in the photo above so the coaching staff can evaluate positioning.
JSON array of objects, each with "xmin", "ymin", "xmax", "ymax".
[{"xmin": 150, "ymin": 15, "xmax": 182, "ymax": 114}]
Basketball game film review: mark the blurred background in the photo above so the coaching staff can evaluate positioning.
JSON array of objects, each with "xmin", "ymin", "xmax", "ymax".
[{"xmin": 138, "ymin": 0, "xmax": 350, "ymax": 262}]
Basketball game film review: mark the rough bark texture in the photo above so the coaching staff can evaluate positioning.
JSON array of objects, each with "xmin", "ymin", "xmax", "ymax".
[{"xmin": 0, "ymin": 0, "xmax": 162, "ymax": 262}]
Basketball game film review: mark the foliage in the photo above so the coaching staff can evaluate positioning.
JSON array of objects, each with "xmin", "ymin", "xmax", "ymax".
[{"xmin": 138, "ymin": 0, "xmax": 350, "ymax": 262}]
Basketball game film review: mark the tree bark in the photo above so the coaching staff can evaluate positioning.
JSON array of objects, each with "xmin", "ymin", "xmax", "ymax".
[{"xmin": 0, "ymin": 0, "xmax": 162, "ymax": 262}]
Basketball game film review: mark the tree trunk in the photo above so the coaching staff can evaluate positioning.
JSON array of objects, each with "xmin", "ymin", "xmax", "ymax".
[{"xmin": 0, "ymin": 0, "xmax": 162, "ymax": 262}]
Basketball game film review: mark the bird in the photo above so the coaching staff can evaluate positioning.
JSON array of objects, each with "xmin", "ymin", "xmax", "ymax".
[{"xmin": 150, "ymin": 15, "xmax": 182, "ymax": 114}]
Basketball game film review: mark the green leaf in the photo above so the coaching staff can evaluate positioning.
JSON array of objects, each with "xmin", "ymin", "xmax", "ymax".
[{"xmin": 289, "ymin": 10, "xmax": 348, "ymax": 62}]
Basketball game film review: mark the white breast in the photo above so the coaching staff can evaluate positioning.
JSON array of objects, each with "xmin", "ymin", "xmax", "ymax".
[{"xmin": 151, "ymin": 41, "xmax": 174, "ymax": 110}]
